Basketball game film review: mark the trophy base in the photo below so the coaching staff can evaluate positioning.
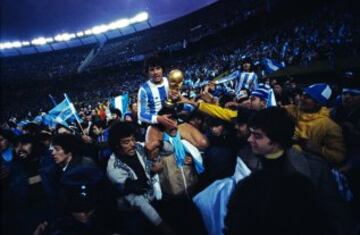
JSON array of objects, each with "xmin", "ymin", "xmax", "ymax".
[{"xmin": 163, "ymin": 99, "xmax": 176, "ymax": 109}]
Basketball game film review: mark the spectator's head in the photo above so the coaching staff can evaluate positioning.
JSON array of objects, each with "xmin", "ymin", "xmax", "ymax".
[
  {"xmin": 207, "ymin": 117, "xmax": 226, "ymax": 137},
  {"xmin": 23, "ymin": 123, "xmax": 40, "ymax": 136},
  {"xmin": 248, "ymin": 107, "xmax": 295, "ymax": 155},
  {"xmin": 250, "ymin": 86, "xmax": 271, "ymax": 111},
  {"xmin": 56, "ymin": 124, "xmax": 74, "ymax": 135},
  {"xmin": 225, "ymin": 171, "xmax": 330, "ymax": 235},
  {"xmin": 232, "ymin": 107, "xmax": 253, "ymax": 140},
  {"xmin": 188, "ymin": 111, "xmax": 204, "ymax": 131},
  {"xmin": 108, "ymin": 121, "xmax": 137, "ymax": 157},
  {"xmin": 38, "ymin": 130, "xmax": 52, "ymax": 148},
  {"xmin": 144, "ymin": 54, "xmax": 165, "ymax": 84},
  {"xmin": 14, "ymin": 134, "xmax": 34, "ymax": 160},
  {"xmin": 301, "ymin": 83, "xmax": 331, "ymax": 112},
  {"xmin": 290, "ymin": 88, "xmax": 303, "ymax": 105},
  {"xmin": 51, "ymin": 134, "xmax": 82, "ymax": 166},
  {"xmin": 242, "ymin": 58, "xmax": 252, "ymax": 72},
  {"xmin": 273, "ymin": 83, "xmax": 283, "ymax": 96},
  {"xmin": 341, "ymin": 87, "xmax": 360, "ymax": 108},
  {"xmin": 0, "ymin": 128, "xmax": 15, "ymax": 151},
  {"xmin": 109, "ymin": 108, "xmax": 122, "ymax": 121},
  {"xmin": 90, "ymin": 120, "xmax": 106, "ymax": 137},
  {"xmin": 130, "ymin": 102, "xmax": 138, "ymax": 117},
  {"xmin": 208, "ymin": 81, "xmax": 217, "ymax": 92}
]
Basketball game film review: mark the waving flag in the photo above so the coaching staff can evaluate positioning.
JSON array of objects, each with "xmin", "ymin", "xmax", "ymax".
[
  {"xmin": 43, "ymin": 93, "xmax": 81, "ymax": 128},
  {"xmin": 262, "ymin": 58, "xmax": 286, "ymax": 74},
  {"xmin": 214, "ymin": 71, "xmax": 239, "ymax": 85},
  {"xmin": 110, "ymin": 93, "xmax": 130, "ymax": 119}
]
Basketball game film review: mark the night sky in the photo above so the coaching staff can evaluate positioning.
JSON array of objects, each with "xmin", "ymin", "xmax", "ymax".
[{"xmin": 1, "ymin": 0, "xmax": 217, "ymax": 41}]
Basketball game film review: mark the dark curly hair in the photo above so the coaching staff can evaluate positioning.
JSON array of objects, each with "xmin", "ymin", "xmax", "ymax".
[
  {"xmin": 108, "ymin": 121, "xmax": 136, "ymax": 152},
  {"xmin": 143, "ymin": 54, "xmax": 165, "ymax": 74},
  {"xmin": 248, "ymin": 107, "xmax": 295, "ymax": 149}
]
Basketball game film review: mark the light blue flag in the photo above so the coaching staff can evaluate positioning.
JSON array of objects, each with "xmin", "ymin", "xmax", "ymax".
[
  {"xmin": 110, "ymin": 93, "xmax": 130, "ymax": 119},
  {"xmin": 262, "ymin": 58, "xmax": 285, "ymax": 74},
  {"xmin": 64, "ymin": 94, "xmax": 82, "ymax": 124},
  {"xmin": 193, "ymin": 158, "xmax": 251, "ymax": 235},
  {"xmin": 43, "ymin": 93, "xmax": 81, "ymax": 128}
]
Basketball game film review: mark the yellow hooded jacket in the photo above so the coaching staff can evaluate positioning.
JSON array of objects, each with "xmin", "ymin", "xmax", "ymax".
[{"xmin": 286, "ymin": 105, "xmax": 345, "ymax": 164}]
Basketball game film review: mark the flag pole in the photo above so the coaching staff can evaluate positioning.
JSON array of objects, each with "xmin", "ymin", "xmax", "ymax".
[{"xmin": 64, "ymin": 93, "xmax": 86, "ymax": 135}]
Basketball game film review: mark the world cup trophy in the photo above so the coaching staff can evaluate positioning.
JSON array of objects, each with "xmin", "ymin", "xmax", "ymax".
[{"xmin": 164, "ymin": 69, "xmax": 184, "ymax": 108}]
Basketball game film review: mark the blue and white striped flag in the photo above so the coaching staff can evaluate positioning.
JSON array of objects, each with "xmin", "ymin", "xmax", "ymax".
[
  {"xmin": 110, "ymin": 93, "xmax": 130, "ymax": 119},
  {"xmin": 262, "ymin": 58, "xmax": 286, "ymax": 74},
  {"xmin": 43, "ymin": 93, "xmax": 81, "ymax": 128},
  {"xmin": 214, "ymin": 71, "xmax": 239, "ymax": 85}
]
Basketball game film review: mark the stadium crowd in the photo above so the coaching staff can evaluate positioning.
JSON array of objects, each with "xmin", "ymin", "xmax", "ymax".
[{"xmin": 1, "ymin": 0, "xmax": 360, "ymax": 234}]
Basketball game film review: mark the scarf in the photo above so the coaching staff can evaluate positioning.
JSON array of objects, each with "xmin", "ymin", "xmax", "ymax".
[{"xmin": 163, "ymin": 132, "xmax": 204, "ymax": 174}]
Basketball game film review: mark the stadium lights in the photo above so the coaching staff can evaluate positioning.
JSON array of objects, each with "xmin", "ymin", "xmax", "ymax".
[
  {"xmin": 130, "ymin": 12, "xmax": 149, "ymax": 24},
  {"xmin": 117, "ymin": 19, "xmax": 130, "ymax": 28},
  {"xmin": 0, "ymin": 42, "xmax": 13, "ymax": 49},
  {"xmin": 55, "ymin": 33, "xmax": 76, "ymax": 42},
  {"xmin": 109, "ymin": 19, "xmax": 130, "ymax": 29},
  {"xmin": 84, "ymin": 29, "xmax": 93, "ymax": 35},
  {"xmin": 31, "ymin": 37, "xmax": 48, "ymax": 45},
  {"xmin": 45, "ymin": 37, "xmax": 54, "ymax": 43},
  {"xmin": 1, "ymin": 11, "xmax": 149, "ymax": 50},
  {"xmin": 11, "ymin": 41, "xmax": 22, "ymax": 48},
  {"xmin": 91, "ymin": 24, "xmax": 109, "ymax": 34}
]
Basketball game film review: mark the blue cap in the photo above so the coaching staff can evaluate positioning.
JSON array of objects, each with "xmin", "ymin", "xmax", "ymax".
[
  {"xmin": 304, "ymin": 83, "xmax": 332, "ymax": 105},
  {"xmin": 342, "ymin": 88, "xmax": 360, "ymax": 96}
]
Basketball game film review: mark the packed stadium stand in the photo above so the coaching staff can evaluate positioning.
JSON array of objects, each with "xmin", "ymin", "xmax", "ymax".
[{"xmin": 1, "ymin": 0, "xmax": 359, "ymax": 122}]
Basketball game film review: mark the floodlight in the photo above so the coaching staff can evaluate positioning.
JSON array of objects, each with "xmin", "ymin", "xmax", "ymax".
[
  {"xmin": 108, "ymin": 21, "xmax": 118, "ymax": 30},
  {"xmin": 45, "ymin": 37, "xmax": 54, "ymax": 43},
  {"xmin": 116, "ymin": 19, "xmax": 130, "ymax": 28},
  {"xmin": 11, "ymin": 41, "xmax": 22, "ymax": 48},
  {"xmin": 0, "ymin": 42, "xmax": 12, "ymax": 49},
  {"xmin": 130, "ymin": 12, "xmax": 149, "ymax": 24},
  {"xmin": 22, "ymin": 41, "xmax": 30, "ymax": 46},
  {"xmin": 76, "ymin": 31, "xmax": 84, "ymax": 37},
  {"xmin": 32, "ymin": 37, "xmax": 47, "ymax": 45},
  {"xmin": 84, "ymin": 30, "xmax": 93, "ymax": 35},
  {"xmin": 91, "ymin": 24, "xmax": 109, "ymax": 34},
  {"xmin": 55, "ymin": 33, "xmax": 75, "ymax": 41}
]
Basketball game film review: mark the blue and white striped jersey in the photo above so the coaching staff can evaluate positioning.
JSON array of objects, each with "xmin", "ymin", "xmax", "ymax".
[
  {"xmin": 234, "ymin": 71, "xmax": 258, "ymax": 95},
  {"xmin": 137, "ymin": 77, "xmax": 169, "ymax": 124}
]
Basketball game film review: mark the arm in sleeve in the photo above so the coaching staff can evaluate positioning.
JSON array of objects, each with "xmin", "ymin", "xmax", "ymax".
[
  {"xmin": 198, "ymin": 102, "xmax": 238, "ymax": 122},
  {"xmin": 321, "ymin": 122, "xmax": 346, "ymax": 165},
  {"xmin": 138, "ymin": 87, "xmax": 158, "ymax": 124},
  {"xmin": 106, "ymin": 158, "xmax": 129, "ymax": 194},
  {"xmin": 125, "ymin": 194, "xmax": 163, "ymax": 226}
]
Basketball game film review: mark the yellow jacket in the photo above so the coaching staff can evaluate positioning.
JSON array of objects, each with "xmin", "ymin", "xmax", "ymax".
[{"xmin": 286, "ymin": 105, "xmax": 345, "ymax": 164}]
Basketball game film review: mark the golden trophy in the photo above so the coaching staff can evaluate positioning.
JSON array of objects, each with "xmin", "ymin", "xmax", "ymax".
[{"xmin": 164, "ymin": 69, "xmax": 184, "ymax": 108}]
